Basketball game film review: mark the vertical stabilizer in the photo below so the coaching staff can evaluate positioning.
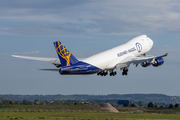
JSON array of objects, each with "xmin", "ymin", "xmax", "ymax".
[{"xmin": 54, "ymin": 41, "xmax": 78, "ymax": 67}]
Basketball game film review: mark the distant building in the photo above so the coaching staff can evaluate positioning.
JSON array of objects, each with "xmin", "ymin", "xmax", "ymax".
[
  {"xmin": 81, "ymin": 102, "xmax": 90, "ymax": 105},
  {"xmin": 118, "ymin": 100, "xmax": 129, "ymax": 106}
]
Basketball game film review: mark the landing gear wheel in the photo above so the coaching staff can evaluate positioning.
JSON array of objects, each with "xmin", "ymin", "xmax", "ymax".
[
  {"xmin": 97, "ymin": 71, "xmax": 109, "ymax": 76},
  {"xmin": 109, "ymin": 71, "xmax": 117, "ymax": 76},
  {"xmin": 122, "ymin": 67, "xmax": 128, "ymax": 76},
  {"xmin": 110, "ymin": 73, "xmax": 112, "ymax": 76},
  {"xmin": 122, "ymin": 72, "xmax": 124, "ymax": 76}
]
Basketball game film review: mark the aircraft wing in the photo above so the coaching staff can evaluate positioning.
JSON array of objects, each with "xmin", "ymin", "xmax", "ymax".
[
  {"xmin": 116, "ymin": 53, "xmax": 168, "ymax": 69},
  {"xmin": 11, "ymin": 55, "xmax": 61, "ymax": 68},
  {"xmin": 11, "ymin": 55, "xmax": 56, "ymax": 61}
]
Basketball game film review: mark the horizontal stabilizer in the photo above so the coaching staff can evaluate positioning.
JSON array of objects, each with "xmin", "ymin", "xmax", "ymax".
[{"xmin": 35, "ymin": 69, "xmax": 59, "ymax": 72}]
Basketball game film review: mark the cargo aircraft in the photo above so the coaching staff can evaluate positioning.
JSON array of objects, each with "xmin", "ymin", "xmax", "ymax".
[{"xmin": 12, "ymin": 35, "xmax": 168, "ymax": 76}]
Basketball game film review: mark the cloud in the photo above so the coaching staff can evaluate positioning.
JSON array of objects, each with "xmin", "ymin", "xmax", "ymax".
[
  {"xmin": 0, "ymin": 24, "xmax": 87, "ymax": 35},
  {"xmin": 0, "ymin": 0, "xmax": 180, "ymax": 35}
]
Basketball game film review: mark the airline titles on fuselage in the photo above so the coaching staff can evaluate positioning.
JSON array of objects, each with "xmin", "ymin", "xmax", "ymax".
[{"xmin": 117, "ymin": 47, "xmax": 136, "ymax": 57}]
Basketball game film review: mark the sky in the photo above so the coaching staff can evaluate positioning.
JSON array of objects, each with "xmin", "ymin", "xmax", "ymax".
[{"xmin": 0, "ymin": 0, "xmax": 180, "ymax": 96}]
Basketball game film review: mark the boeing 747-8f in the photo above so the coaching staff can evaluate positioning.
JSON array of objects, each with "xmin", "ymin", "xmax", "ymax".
[{"xmin": 12, "ymin": 35, "xmax": 168, "ymax": 76}]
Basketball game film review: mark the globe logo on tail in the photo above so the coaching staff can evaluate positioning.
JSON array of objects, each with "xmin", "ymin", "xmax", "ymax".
[
  {"xmin": 54, "ymin": 41, "xmax": 71, "ymax": 66},
  {"xmin": 136, "ymin": 43, "xmax": 142, "ymax": 53}
]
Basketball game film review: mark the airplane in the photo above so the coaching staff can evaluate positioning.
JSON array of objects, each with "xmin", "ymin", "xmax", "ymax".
[{"xmin": 12, "ymin": 35, "xmax": 168, "ymax": 76}]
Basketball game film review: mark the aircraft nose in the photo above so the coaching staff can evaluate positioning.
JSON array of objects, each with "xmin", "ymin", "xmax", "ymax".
[{"xmin": 148, "ymin": 37, "xmax": 153, "ymax": 48}]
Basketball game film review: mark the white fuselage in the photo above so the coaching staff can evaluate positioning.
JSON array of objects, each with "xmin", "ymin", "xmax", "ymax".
[{"xmin": 82, "ymin": 35, "xmax": 153, "ymax": 70}]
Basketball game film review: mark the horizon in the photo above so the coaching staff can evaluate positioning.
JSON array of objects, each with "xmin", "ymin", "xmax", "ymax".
[{"xmin": 0, "ymin": 93, "xmax": 175, "ymax": 96}]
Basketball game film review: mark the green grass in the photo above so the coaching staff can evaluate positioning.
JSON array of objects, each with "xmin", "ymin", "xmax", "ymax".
[
  {"xmin": 0, "ymin": 105, "xmax": 104, "ymax": 112},
  {"xmin": 115, "ymin": 106, "xmax": 180, "ymax": 114},
  {"xmin": 1, "ymin": 112, "xmax": 180, "ymax": 120},
  {"xmin": 1, "ymin": 105, "xmax": 180, "ymax": 120}
]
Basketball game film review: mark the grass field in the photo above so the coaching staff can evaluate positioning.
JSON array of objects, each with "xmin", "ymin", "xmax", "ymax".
[
  {"xmin": 0, "ymin": 105, "xmax": 106, "ymax": 113},
  {"xmin": 1, "ymin": 112, "xmax": 180, "ymax": 120},
  {"xmin": 115, "ymin": 106, "xmax": 180, "ymax": 114},
  {"xmin": 1, "ymin": 105, "xmax": 180, "ymax": 120}
]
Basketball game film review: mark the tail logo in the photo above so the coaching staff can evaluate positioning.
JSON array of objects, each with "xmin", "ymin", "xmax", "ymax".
[{"xmin": 54, "ymin": 41, "xmax": 71, "ymax": 66}]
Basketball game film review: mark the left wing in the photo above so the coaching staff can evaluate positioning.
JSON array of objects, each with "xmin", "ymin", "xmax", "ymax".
[
  {"xmin": 11, "ymin": 55, "xmax": 62, "ymax": 68},
  {"xmin": 11, "ymin": 55, "xmax": 84, "ymax": 68},
  {"xmin": 116, "ymin": 53, "xmax": 168, "ymax": 69},
  {"xmin": 11, "ymin": 55, "xmax": 56, "ymax": 61}
]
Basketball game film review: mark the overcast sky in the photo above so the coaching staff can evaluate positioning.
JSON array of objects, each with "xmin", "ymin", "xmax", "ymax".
[{"xmin": 0, "ymin": 0, "xmax": 180, "ymax": 96}]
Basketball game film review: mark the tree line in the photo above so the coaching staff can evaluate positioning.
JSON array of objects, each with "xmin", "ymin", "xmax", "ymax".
[
  {"xmin": 0, "ymin": 94, "xmax": 180, "ymax": 104},
  {"xmin": 1, "ymin": 98, "xmax": 179, "ymax": 108},
  {"xmin": 0, "ymin": 98, "xmax": 95, "ymax": 105},
  {"xmin": 122, "ymin": 102, "xmax": 179, "ymax": 108}
]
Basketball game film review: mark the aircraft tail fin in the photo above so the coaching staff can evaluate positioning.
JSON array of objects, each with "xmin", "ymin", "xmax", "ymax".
[{"xmin": 54, "ymin": 41, "xmax": 79, "ymax": 67}]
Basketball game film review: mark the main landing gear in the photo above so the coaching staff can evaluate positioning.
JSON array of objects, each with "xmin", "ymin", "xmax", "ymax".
[
  {"xmin": 122, "ymin": 68, "xmax": 128, "ymax": 76},
  {"xmin": 97, "ymin": 71, "xmax": 108, "ymax": 76},
  {"xmin": 110, "ymin": 71, "xmax": 117, "ymax": 76},
  {"xmin": 97, "ymin": 70, "xmax": 117, "ymax": 76},
  {"xmin": 97, "ymin": 68, "xmax": 129, "ymax": 76}
]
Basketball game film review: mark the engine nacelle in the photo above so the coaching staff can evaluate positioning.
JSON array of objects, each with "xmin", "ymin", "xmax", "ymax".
[
  {"xmin": 152, "ymin": 57, "xmax": 164, "ymax": 67},
  {"xmin": 141, "ymin": 61, "xmax": 151, "ymax": 67}
]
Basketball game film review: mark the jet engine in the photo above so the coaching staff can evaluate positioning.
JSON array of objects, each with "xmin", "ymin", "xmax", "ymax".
[
  {"xmin": 141, "ymin": 61, "xmax": 151, "ymax": 67},
  {"xmin": 152, "ymin": 57, "xmax": 164, "ymax": 67}
]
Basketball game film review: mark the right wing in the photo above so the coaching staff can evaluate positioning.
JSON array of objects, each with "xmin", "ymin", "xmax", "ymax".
[
  {"xmin": 11, "ymin": 55, "xmax": 62, "ymax": 68},
  {"xmin": 116, "ymin": 53, "xmax": 168, "ymax": 69}
]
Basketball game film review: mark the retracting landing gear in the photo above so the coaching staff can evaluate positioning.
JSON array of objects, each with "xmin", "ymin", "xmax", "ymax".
[{"xmin": 122, "ymin": 68, "xmax": 128, "ymax": 76}]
